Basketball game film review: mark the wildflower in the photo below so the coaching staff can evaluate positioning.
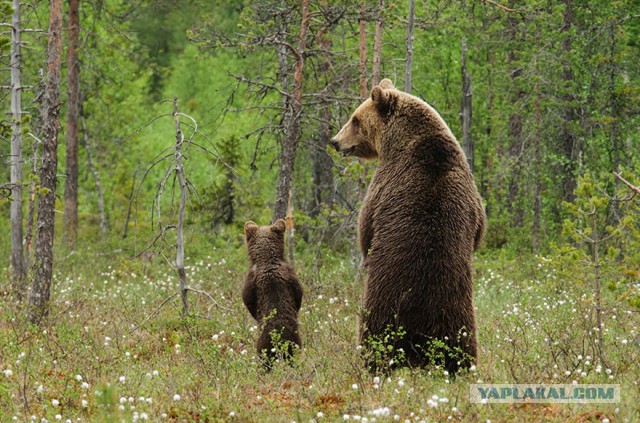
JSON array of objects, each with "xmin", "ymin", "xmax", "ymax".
[
  {"xmin": 4, "ymin": 369, "xmax": 13, "ymax": 377},
  {"xmin": 51, "ymin": 399, "xmax": 60, "ymax": 407},
  {"xmin": 352, "ymin": 383, "xmax": 359, "ymax": 390},
  {"xmin": 82, "ymin": 400, "xmax": 88, "ymax": 408},
  {"xmin": 173, "ymin": 394, "xmax": 181, "ymax": 401},
  {"xmin": 81, "ymin": 382, "xmax": 89, "ymax": 390}
]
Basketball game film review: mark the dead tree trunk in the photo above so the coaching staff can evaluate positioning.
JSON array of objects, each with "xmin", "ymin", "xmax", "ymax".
[
  {"xmin": 173, "ymin": 97, "xmax": 189, "ymax": 317},
  {"xmin": 63, "ymin": 0, "xmax": 80, "ymax": 248},
  {"xmin": 10, "ymin": 0, "xmax": 26, "ymax": 292},
  {"xmin": 29, "ymin": 0, "xmax": 63, "ymax": 325},
  {"xmin": 460, "ymin": 37, "xmax": 474, "ymax": 173},
  {"xmin": 404, "ymin": 0, "xmax": 415, "ymax": 93},
  {"xmin": 372, "ymin": 0, "xmax": 384, "ymax": 86},
  {"xmin": 273, "ymin": 0, "xmax": 310, "ymax": 222}
]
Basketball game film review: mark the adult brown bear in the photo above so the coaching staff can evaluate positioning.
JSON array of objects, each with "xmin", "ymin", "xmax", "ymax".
[{"xmin": 331, "ymin": 79, "xmax": 486, "ymax": 374}]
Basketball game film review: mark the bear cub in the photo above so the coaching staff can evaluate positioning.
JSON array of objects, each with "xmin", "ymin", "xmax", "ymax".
[{"xmin": 242, "ymin": 219, "xmax": 303, "ymax": 368}]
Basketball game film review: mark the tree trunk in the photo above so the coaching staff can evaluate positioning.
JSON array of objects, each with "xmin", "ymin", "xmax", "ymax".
[
  {"xmin": 25, "ymin": 137, "xmax": 39, "ymax": 268},
  {"xmin": 532, "ymin": 29, "xmax": 542, "ymax": 253},
  {"xmin": 559, "ymin": 0, "xmax": 577, "ymax": 204},
  {"xmin": 173, "ymin": 98, "xmax": 189, "ymax": 317},
  {"xmin": 358, "ymin": 3, "xmax": 368, "ymax": 100},
  {"xmin": 29, "ymin": 0, "xmax": 63, "ymax": 325},
  {"xmin": 460, "ymin": 37, "xmax": 474, "ymax": 173},
  {"xmin": 273, "ymin": 0, "xmax": 309, "ymax": 222},
  {"xmin": 63, "ymin": 0, "xmax": 80, "ymax": 248},
  {"xmin": 404, "ymin": 0, "xmax": 415, "ymax": 93},
  {"xmin": 371, "ymin": 0, "xmax": 384, "ymax": 86},
  {"xmin": 311, "ymin": 11, "xmax": 334, "ymax": 216},
  {"xmin": 10, "ymin": 0, "xmax": 26, "ymax": 292},
  {"xmin": 81, "ymin": 113, "xmax": 108, "ymax": 235},
  {"xmin": 506, "ymin": 1, "xmax": 524, "ymax": 226}
]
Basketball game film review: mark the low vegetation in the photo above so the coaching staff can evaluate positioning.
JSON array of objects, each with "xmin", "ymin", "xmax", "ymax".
[{"xmin": 1, "ymin": 230, "xmax": 638, "ymax": 421}]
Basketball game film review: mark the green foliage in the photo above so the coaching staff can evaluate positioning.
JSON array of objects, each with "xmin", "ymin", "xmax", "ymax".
[{"xmin": 2, "ymin": 1, "xmax": 640, "ymax": 418}]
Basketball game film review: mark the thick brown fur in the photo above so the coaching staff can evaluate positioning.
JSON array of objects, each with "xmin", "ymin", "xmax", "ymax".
[
  {"xmin": 331, "ymin": 79, "xmax": 486, "ymax": 374},
  {"xmin": 242, "ymin": 219, "xmax": 303, "ymax": 368}
]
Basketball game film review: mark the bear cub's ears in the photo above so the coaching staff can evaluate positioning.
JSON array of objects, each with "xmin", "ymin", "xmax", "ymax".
[
  {"xmin": 271, "ymin": 219, "xmax": 286, "ymax": 234},
  {"xmin": 244, "ymin": 221, "xmax": 259, "ymax": 240}
]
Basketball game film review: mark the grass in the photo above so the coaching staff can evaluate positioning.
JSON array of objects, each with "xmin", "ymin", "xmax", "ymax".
[{"xmin": 1, "ymin": 236, "xmax": 638, "ymax": 422}]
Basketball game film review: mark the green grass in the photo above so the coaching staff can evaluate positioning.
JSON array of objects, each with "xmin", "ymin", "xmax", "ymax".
[{"xmin": 1, "ymin": 237, "xmax": 638, "ymax": 422}]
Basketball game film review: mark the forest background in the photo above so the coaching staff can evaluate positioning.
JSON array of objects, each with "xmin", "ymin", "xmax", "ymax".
[{"xmin": 1, "ymin": 0, "xmax": 640, "ymax": 421}]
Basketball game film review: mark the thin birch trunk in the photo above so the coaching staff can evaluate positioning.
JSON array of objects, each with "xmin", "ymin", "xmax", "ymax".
[{"xmin": 10, "ymin": 0, "xmax": 26, "ymax": 291}]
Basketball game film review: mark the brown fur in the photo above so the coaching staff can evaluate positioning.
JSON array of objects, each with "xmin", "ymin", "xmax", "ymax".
[
  {"xmin": 242, "ymin": 219, "xmax": 303, "ymax": 367},
  {"xmin": 331, "ymin": 79, "xmax": 486, "ymax": 374}
]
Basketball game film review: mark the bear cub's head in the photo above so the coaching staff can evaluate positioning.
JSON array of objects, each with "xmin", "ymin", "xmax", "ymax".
[
  {"xmin": 244, "ymin": 219, "xmax": 287, "ymax": 264},
  {"xmin": 330, "ymin": 79, "xmax": 397, "ymax": 160}
]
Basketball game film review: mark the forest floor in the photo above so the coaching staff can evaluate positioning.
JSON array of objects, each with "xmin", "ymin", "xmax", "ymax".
[{"xmin": 0, "ymin": 237, "xmax": 638, "ymax": 422}]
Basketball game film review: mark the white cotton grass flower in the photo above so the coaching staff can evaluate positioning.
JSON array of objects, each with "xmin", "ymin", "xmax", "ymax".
[
  {"xmin": 370, "ymin": 407, "xmax": 391, "ymax": 417},
  {"xmin": 173, "ymin": 394, "xmax": 181, "ymax": 401}
]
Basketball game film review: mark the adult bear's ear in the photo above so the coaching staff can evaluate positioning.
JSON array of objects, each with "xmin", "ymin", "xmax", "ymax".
[
  {"xmin": 244, "ymin": 221, "xmax": 258, "ymax": 240},
  {"xmin": 378, "ymin": 78, "xmax": 395, "ymax": 90},
  {"xmin": 271, "ymin": 219, "xmax": 286, "ymax": 234},
  {"xmin": 371, "ymin": 86, "xmax": 392, "ymax": 115}
]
